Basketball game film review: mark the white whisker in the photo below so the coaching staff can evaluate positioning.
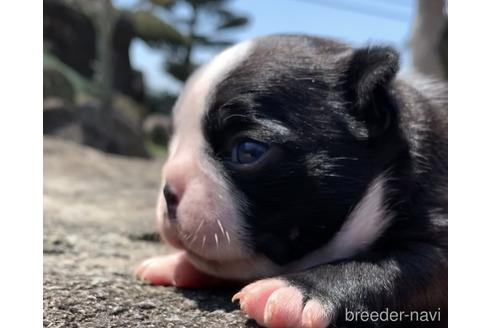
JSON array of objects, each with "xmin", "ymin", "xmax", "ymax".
[
  {"xmin": 216, "ymin": 219, "xmax": 225, "ymax": 236},
  {"xmin": 189, "ymin": 219, "xmax": 205, "ymax": 245},
  {"xmin": 190, "ymin": 233, "xmax": 198, "ymax": 245},
  {"xmin": 201, "ymin": 235, "xmax": 207, "ymax": 250},
  {"xmin": 195, "ymin": 219, "xmax": 205, "ymax": 234},
  {"xmin": 225, "ymin": 231, "xmax": 231, "ymax": 245}
]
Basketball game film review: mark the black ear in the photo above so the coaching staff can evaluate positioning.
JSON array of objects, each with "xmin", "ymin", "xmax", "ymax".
[{"xmin": 345, "ymin": 46, "xmax": 400, "ymax": 137}]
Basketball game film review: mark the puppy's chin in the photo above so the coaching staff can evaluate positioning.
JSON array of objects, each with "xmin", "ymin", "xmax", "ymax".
[
  {"xmin": 186, "ymin": 250, "xmax": 282, "ymax": 281},
  {"xmin": 156, "ymin": 192, "xmax": 280, "ymax": 280},
  {"xmin": 157, "ymin": 212, "xmax": 280, "ymax": 280}
]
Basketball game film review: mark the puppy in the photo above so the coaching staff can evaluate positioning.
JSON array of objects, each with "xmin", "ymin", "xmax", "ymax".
[{"xmin": 136, "ymin": 34, "xmax": 447, "ymax": 328}]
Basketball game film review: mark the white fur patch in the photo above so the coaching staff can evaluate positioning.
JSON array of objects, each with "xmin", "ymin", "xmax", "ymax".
[
  {"xmin": 287, "ymin": 174, "xmax": 392, "ymax": 272},
  {"xmin": 159, "ymin": 40, "xmax": 256, "ymax": 272},
  {"xmin": 172, "ymin": 39, "xmax": 254, "ymax": 143}
]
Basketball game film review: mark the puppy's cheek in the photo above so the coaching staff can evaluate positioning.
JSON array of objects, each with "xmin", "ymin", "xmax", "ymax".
[{"xmin": 175, "ymin": 177, "xmax": 250, "ymax": 260}]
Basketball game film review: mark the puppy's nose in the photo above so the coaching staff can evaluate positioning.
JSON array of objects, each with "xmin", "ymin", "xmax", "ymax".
[{"xmin": 163, "ymin": 184, "xmax": 179, "ymax": 220}]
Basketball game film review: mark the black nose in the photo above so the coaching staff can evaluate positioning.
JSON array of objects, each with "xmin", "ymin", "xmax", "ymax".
[{"xmin": 163, "ymin": 184, "xmax": 179, "ymax": 220}]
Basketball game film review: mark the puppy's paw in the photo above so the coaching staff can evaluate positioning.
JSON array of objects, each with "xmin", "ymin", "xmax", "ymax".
[
  {"xmin": 134, "ymin": 251, "xmax": 223, "ymax": 287},
  {"xmin": 232, "ymin": 278, "xmax": 331, "ymax": 328}
]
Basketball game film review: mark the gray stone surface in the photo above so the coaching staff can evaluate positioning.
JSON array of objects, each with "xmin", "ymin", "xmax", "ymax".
[{"xmin": 43, "ymin": 137, "xmax": 256, "ymax": 327}]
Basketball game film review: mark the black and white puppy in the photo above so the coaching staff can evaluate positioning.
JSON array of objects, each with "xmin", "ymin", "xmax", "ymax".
[{"xmin": 136, "ymin": 34, "xmax": 448, "ymax": 328}]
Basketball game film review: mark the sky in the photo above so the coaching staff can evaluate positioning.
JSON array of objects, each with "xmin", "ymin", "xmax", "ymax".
[{"xmin": 114, "ymin": 0, "xmax": 416, "ymax": 94}]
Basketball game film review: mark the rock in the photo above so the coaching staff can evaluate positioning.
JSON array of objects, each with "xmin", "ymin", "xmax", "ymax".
[
  {"xmin": 44, "ymin": 0, "xmax": 96, "ymax": 79},
  {"xmin": 43, "ymin": 97, "xmax": 75, "ymax": 134},
  {"xmin": 43, "ymin": 69, "xmax": 75, "ymax": 102},
  {"xmin": 112, "ymin": 15, "xmax": 145, "ymax": 102},
  {"xmin": 43, "ymin": 137, "xmax": 254, "ymax": 327},
  {"xmin": 44, "ymin": 0, "xmax": 145, "ymax": 101},
  {"xmin": 43, "ymin": 99, "xmax": 149, "ymax": 158},
  {"xmin": 143, "ymin": 113, "xmax": 172, "ymax": 146},
  {"xmin": 136, "ymin": 301, "xmax": 157, "ymax": 310},
  {"xmin": 111, "ymin": 306, "xmax": 128, "ymax": 315}
]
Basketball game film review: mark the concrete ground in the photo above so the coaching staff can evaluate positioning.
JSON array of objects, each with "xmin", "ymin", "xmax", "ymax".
[{"xmin": 43, "ymin": 137, "xmax": 257, "ymax": 327}]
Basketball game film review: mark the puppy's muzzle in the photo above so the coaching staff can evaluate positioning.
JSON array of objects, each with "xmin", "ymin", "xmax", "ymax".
[{"xmin": 163, "ymin": 184, "xmax": 179, "ymax": 220}]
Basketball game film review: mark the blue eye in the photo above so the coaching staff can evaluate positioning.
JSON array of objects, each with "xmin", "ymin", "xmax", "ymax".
[{"xmin": 231, "ymin": 140, "xmax": 269, "ymax": 164}]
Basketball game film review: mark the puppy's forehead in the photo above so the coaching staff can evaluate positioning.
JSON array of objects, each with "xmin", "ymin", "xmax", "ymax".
[
  {"xmin": 172, "ymin": 35, "xmax": 351, "ymax": 146},
  {"xmin": 172, "ymin": 40, "xmax": 255, "ymax": 140}
]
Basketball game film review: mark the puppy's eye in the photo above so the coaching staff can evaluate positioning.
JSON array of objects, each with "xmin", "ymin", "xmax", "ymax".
[{"xmin": 231, "ymin": 140, "xmax": 269, "ymax": 164}]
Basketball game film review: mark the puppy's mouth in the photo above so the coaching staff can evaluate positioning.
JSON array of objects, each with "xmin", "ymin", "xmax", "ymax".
[
  {"xmin": 157, "ymin": 215, "xmax": 262, "ymax": 279},
  {"xmin": 158, "ymin": 210, "xmax": 240, "ymax": 262},
  {"xmin": 155, "ymin": 187, "xmax": 282, "ymax": 279}
]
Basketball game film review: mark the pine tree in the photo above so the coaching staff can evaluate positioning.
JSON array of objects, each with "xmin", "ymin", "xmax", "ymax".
[{"xmin": 130, "ymin": 0, "xmax": 249, "ymax": 82}]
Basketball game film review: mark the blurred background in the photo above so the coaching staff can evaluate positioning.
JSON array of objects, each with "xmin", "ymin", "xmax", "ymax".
[{"xmin": 43, "ymin": 0, "xmax": 447, "ymax": 159}]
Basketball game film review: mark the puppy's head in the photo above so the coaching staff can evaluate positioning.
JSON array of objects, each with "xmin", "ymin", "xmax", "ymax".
[{"xmin": 158, "ymin": 35, "xmax": 403, "ymax": 280}]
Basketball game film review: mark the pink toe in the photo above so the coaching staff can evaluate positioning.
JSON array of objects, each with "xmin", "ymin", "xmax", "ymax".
[
  {"xmin": 301, "ymin": 300, "xmax": 330, "ymax": 328},
  {"xmin": 171, "ymin": 253, "xmax": 223, "ymax": 287},
  {"xmin": 134, "ymin": 257, "xmax": 161, "ymax": 278},
  {"xmin": 264, "ymin": 286, "xmax": 304, "ymax": 328},
  {"xmin": 236, "ymin": 279, "xmax": 287, "ymax": 327},
  {"xmin": 135, "ymin": 252, "xmax": 183, "ymax": 285},
  {"xmin": 135, "ymin": 251, "xmax": 223, "ymax": 287}
]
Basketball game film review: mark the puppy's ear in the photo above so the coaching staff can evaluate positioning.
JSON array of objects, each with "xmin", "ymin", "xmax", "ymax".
[{"xmin": 345, "ymin": 46, "xmax": 399, "ymax": 137}]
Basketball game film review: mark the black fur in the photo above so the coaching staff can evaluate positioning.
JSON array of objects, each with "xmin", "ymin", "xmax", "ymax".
[{"xmin": 204, "ymin": 35, "xmax": 447, "ymax": 327}]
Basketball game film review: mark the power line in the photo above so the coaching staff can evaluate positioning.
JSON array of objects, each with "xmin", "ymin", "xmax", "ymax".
[
  {"xmin": 290, "ymin": 0, "xmax": 410, "ymax": 22},
  {"xmin": 362, "ymin": 0, "xmax": 413, "ymax": 10},
  {"xmin": 284, "ymin": 0, "xmax": 411, "ymax": 23}
]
